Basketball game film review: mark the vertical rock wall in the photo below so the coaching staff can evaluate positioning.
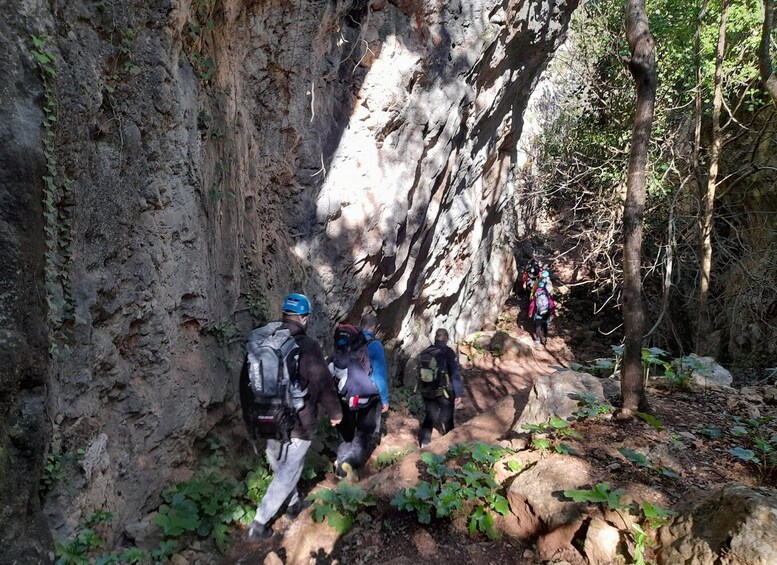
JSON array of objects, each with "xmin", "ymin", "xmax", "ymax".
[
  {"xmin": 1, "ymin": 0, "xmax": 577, "ymax": 552},
  {"xmin": 0, "ymin": 0, "xmax": 54, "ymax": 559}
]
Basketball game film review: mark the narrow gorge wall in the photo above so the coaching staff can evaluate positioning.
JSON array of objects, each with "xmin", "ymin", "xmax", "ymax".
[{"xmin": 1, "ymin": 0, "xmax": 577, "ymax": 557}]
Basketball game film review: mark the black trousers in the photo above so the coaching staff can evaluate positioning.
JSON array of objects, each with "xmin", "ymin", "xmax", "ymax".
[
  {"xmin": 534, "ymin": 315, "xmax": 549, "ymax": 343},
  {"xmin": 336, "ymin": 399, "xmax": 382, "ymax": 469},
  {"xmin": 419, "ymin": 395, "xmax": 454, "ymax": 447}
]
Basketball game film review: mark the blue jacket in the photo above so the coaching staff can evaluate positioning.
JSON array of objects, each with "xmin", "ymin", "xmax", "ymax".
[
  {"xmin": 363, "ymin": 330, "xmax": 389, "ymax": 406},
  {"xmin": 434, "ymin": 340, "xmax": 463, "ymax": 399}
]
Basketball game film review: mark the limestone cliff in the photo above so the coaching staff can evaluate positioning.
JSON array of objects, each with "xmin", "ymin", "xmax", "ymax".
[{"xmin": 0, "ymin": 0, "xmax": 577, "ymax": 556}]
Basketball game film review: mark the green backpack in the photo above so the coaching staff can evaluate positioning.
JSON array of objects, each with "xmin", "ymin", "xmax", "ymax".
[{"xmin": 416, "ymin": 346, "xmax": 450, "ymax": 399}]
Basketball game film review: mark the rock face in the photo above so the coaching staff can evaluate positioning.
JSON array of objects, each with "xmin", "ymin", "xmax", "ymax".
[
  {"xmin": 0, "ymin": 3, "xmax": 55, "ymax": 561},
  {"xmin": 2, "ymin": 0, "xmax": 579, "ymax": 550},
  {"xmin": 657, "ymin": 483, "xmax": 777, "ymax": 564}
]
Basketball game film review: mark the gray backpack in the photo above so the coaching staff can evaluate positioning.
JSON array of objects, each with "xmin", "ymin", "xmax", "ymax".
[{"xmin": 246, "ymin": 322, "xmax": 306, "ymax": 441}]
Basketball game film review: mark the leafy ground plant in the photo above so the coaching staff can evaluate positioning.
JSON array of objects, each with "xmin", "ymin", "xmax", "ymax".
[
  {"xmin": 391, "ymin": 443, "xmax": 512, "ymax": 539},
  {"xmin": 522, "ymin": 416, "xmax": 581, "ymax": 454},
  {"xmin": 55, "ymin": 512, "xmax": 177, "ymax": 565},
  {"xmin": 309, "ymin": 482, "xmax": 376, "ymax": 533},
  {"xmin": 563, "ymin": 482, "xmax": 626, "ymax": 510},
  {"xmin": 728, "ymin": 415, "xmax": 777, "ymax": 480},
  {"xmin": 572, "ymin": 393, "xmax": 614, "ymax": 419},
  {"xmin": 375, "ymin": 445, "xmax": 414, "ymax": 470},
  {"xmin": 153, "ymin": 437, "xmax": 271, "ymax": 553}
]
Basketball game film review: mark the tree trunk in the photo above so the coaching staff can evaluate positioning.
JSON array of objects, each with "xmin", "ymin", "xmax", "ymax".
[
  {"xmin": 760, "ymin": 0, "xmax": 777, "ymax": 103},
  {"xmin": 697, "ymin": 0, "xmax": 729, "ymax": 352},
  {"xmin": 621, "ymin": 0, "xmax": 656, "ymax": 412}
]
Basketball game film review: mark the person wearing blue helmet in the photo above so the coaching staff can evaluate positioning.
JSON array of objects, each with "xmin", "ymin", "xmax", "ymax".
[{"xmin": 246, "ymin": 292, "xmax": 342, "ymax": 542}]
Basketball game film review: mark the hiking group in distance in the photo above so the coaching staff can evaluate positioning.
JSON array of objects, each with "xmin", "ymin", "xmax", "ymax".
[
  {"xmin": 239, "ymin": 293, "xmax": 463, "ymax": 542},
  {"xmin": 521, "ymin": 254, "xmax": 557, "ymax": 347}
]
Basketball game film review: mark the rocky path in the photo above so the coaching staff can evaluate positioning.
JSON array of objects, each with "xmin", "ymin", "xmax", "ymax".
[{"xmin": 224, "ymin": 293, "xmax": 577, "ymax": 564}]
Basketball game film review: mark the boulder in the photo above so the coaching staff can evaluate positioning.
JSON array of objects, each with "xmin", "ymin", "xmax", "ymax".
[
  {"xmin": 584, "ymin": 517, "xmax": 622, "ymax": 565},
  {"xmin": 687, "ymin": 354, "xmax": 733, "ymax": 388},
  {"xmin": 489, "ymin": 330, "xmax": 534, "ymax": 361},
  {"xmin": 762, "ymin": 385, "xmax": 777, "ymax": 405},
  {"xmin": 507, "ymin": 455, "xmax": 593, "ymax": 537},
  {"xmin": 657, "ymin": 483, "xmax": 777, "ymax": 564},
  {"xmin": 514, "ymin": 371, "xmax": 605, "ymax": 430}
]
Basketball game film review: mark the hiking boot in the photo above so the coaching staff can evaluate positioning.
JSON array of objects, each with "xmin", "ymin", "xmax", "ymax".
[
  {"xmin": 534, "ymin": 339, "xmax": 541, "ymax": 348},
  {"xmin": 285, "ymin": 499, "xmax": 312, "ymax": 519},
  {"xmin": 336, "ymin": 461, "xmax": 357, "ymax": 482},
  {"xmin": 246, "ymin": 520, "xmax": 273, "ymax": 542}
]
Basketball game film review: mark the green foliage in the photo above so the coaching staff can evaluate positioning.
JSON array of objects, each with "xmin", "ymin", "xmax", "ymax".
[
  {"xmin": 152, "ymin": 438, "xmax": 271, "ymax": 553},
  {"xmin": 191, "ymin": 53, "xmax": 216, "ymax": 81},
  {"xmin": 309, "ymin": 482, "xmax": 376, "ymax": 534},
  {"xmin": 563, "ymin": 482, "xmax": 626, "ymax": 510},
  {"xmin": 635, "ymin": 411, "xmax": 664, "ymax": 432},
  {"xmin": 522, "ymin": 416, "xmax": 582, "ymax": 453},
  {"xmin": 631, "ymin": 523, "xmax": 649, "ymax": 565},
  {"xmin": 641, "ymin": 502, "xmax": 677, "ymax": 528},
  {"xmin": 727, "ymin": 416, "xmax": 777, "ymax": 478},
  {"xmin": 241, "ymin": 247, "xmax": 270, "ymax": 324},
  {"xmin": 392, "ymin": 385, "xmax": 425, "ymax": 417},
  {"xmin": 391, "ymin": 443, "xmax": 512, "ymax": 539},
  {"xmin": 375, "ymin": 446, "xmax": 414, "ymax": 470},
  {"xmin": 572, "ymin": 393, "xmax": 614, "ymax": 419},
  {"xmin": 41, "ymin": 446, "xmax": 85, "ymax": 495},
  {"xmin": 30, "ymin": 34, "xmax": 75, "ymax": 353},
  {"xmin": 54, "ymin": 513, "xmax": 162, "ymax": 565},
  {"xmin": 618, "ymin": 448, "xmax": 654, "ymax": 468},
  {"xmin": 204, "ymin": 320, "xmax": 239, "ymax": 348}
]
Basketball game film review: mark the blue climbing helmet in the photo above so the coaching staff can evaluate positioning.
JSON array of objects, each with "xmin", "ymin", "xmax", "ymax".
[
  {"xmin": 541, "ymin": 270, "xmax": 550, "ymax": 278},
  {"xmin": 282, "ymin": 293, "xmax": 311, "ymax": 315}
]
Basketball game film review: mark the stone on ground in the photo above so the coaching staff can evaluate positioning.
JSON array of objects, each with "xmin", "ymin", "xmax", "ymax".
[
  {"xmin": 687, "ymin": 354, "xmax": 733, "ymax": 388},
  {"xmin": 584, "ymin": 517, "xmax": 622, "ymax": 565},
  {"xmin": 514, "ymin": 370, "xmax": 605, "ymax": 430},
  {"xmin": 657, "ymin": 483, "xmax": 777, "ymax": 564},
  {"xmin": 507, "ymin": 455, "xmax": 593, "ymax": 537}
]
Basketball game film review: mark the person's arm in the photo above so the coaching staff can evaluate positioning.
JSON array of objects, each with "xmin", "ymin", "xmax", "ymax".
[
  {"xmin": 528, "ymin": 298, "xmax": 535, "ymax": 318},
  {"xmin": 304, "ymin": 340, "xmax": 343, "ymax": 425},
  {"xmin": 368, "ymin": 340, "xmax": 390, "ymax": 411},
  {"xmin": 447, "ymin": 347, "xmax": 463, "ymax": 402}
]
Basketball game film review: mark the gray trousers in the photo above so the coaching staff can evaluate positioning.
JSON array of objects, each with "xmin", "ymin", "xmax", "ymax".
[{"xmin": 254, "ymin": 437, "xmax": 311, "ymax": 526}]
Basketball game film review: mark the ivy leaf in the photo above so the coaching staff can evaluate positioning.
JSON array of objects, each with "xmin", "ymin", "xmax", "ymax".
[
  {"xmin": 729, "ymin": 447, "xmax": 760, "ymax": 464},
  {"xmin": 327, "ymin": 511, "xmax": 353, "ymax": 534},
  {"xmin": 491, "ymin": 495, "xmax": 510, "ymax": 516},
  {"xmin": 635, "ymin": 411, "xmax": 664, "ymax": 431}
]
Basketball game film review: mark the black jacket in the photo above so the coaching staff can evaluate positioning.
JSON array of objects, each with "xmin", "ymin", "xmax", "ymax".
[
  {"xmin": 433, "ymin": 340, "xmax": 463, "ymax": 399},
  {"xmin": 285, "ymin": 320, "xmax": 342, "ymax": 440}
]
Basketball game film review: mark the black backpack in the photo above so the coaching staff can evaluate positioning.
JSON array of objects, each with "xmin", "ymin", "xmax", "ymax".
[
  {"xmin": 330, "ymin": 324, "xmax": 378, "ymax": 409},
  {"xmin": 416, "ymin": 346, "xmax": 451, "ymax": 399},
  {"xmin": 243, "ymin": 322, "xmax": 306, "ymax": 441}
]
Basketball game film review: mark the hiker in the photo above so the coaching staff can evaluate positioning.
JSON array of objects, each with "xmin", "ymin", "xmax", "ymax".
[
  {"xmin": 528, "ymin": 280, "xmax": 556, "ymax": 346},
  {"xmin": 522, "ymin": 256, "xmax": 541, "ymax": 292},
  {"xmin": 530, "ymin": 268, "xmax": 554, "ymax": 299},
  {"xmin": 417, "ymin": 329, "xmax": 463, "ymax": 448},
  {"xmin": 330, "ymin": 315, "xmax": 388, "ymax": 481},
  {"xmin": 243, "ymin": 293, "xmax": 342, "ymax": 542}
]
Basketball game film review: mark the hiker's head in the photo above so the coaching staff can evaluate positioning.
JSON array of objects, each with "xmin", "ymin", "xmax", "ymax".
[
  {"xmin": 434, "ymin": 328, "xmax": 449, "ymax": 344},
  {"xmin": 541, "ymin": 269, "xmax": 550, "ymax": 279},
  {"xmin": 282, "ymin": 293, "xmax": 311, "ymax": 326},
  {"xmin": 539, "ymin": 281, "xmax": 546, "ymax": 289},
  {"xmin": 360, "ymin": 314, "xmax": 378, "ymax": 334}
]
